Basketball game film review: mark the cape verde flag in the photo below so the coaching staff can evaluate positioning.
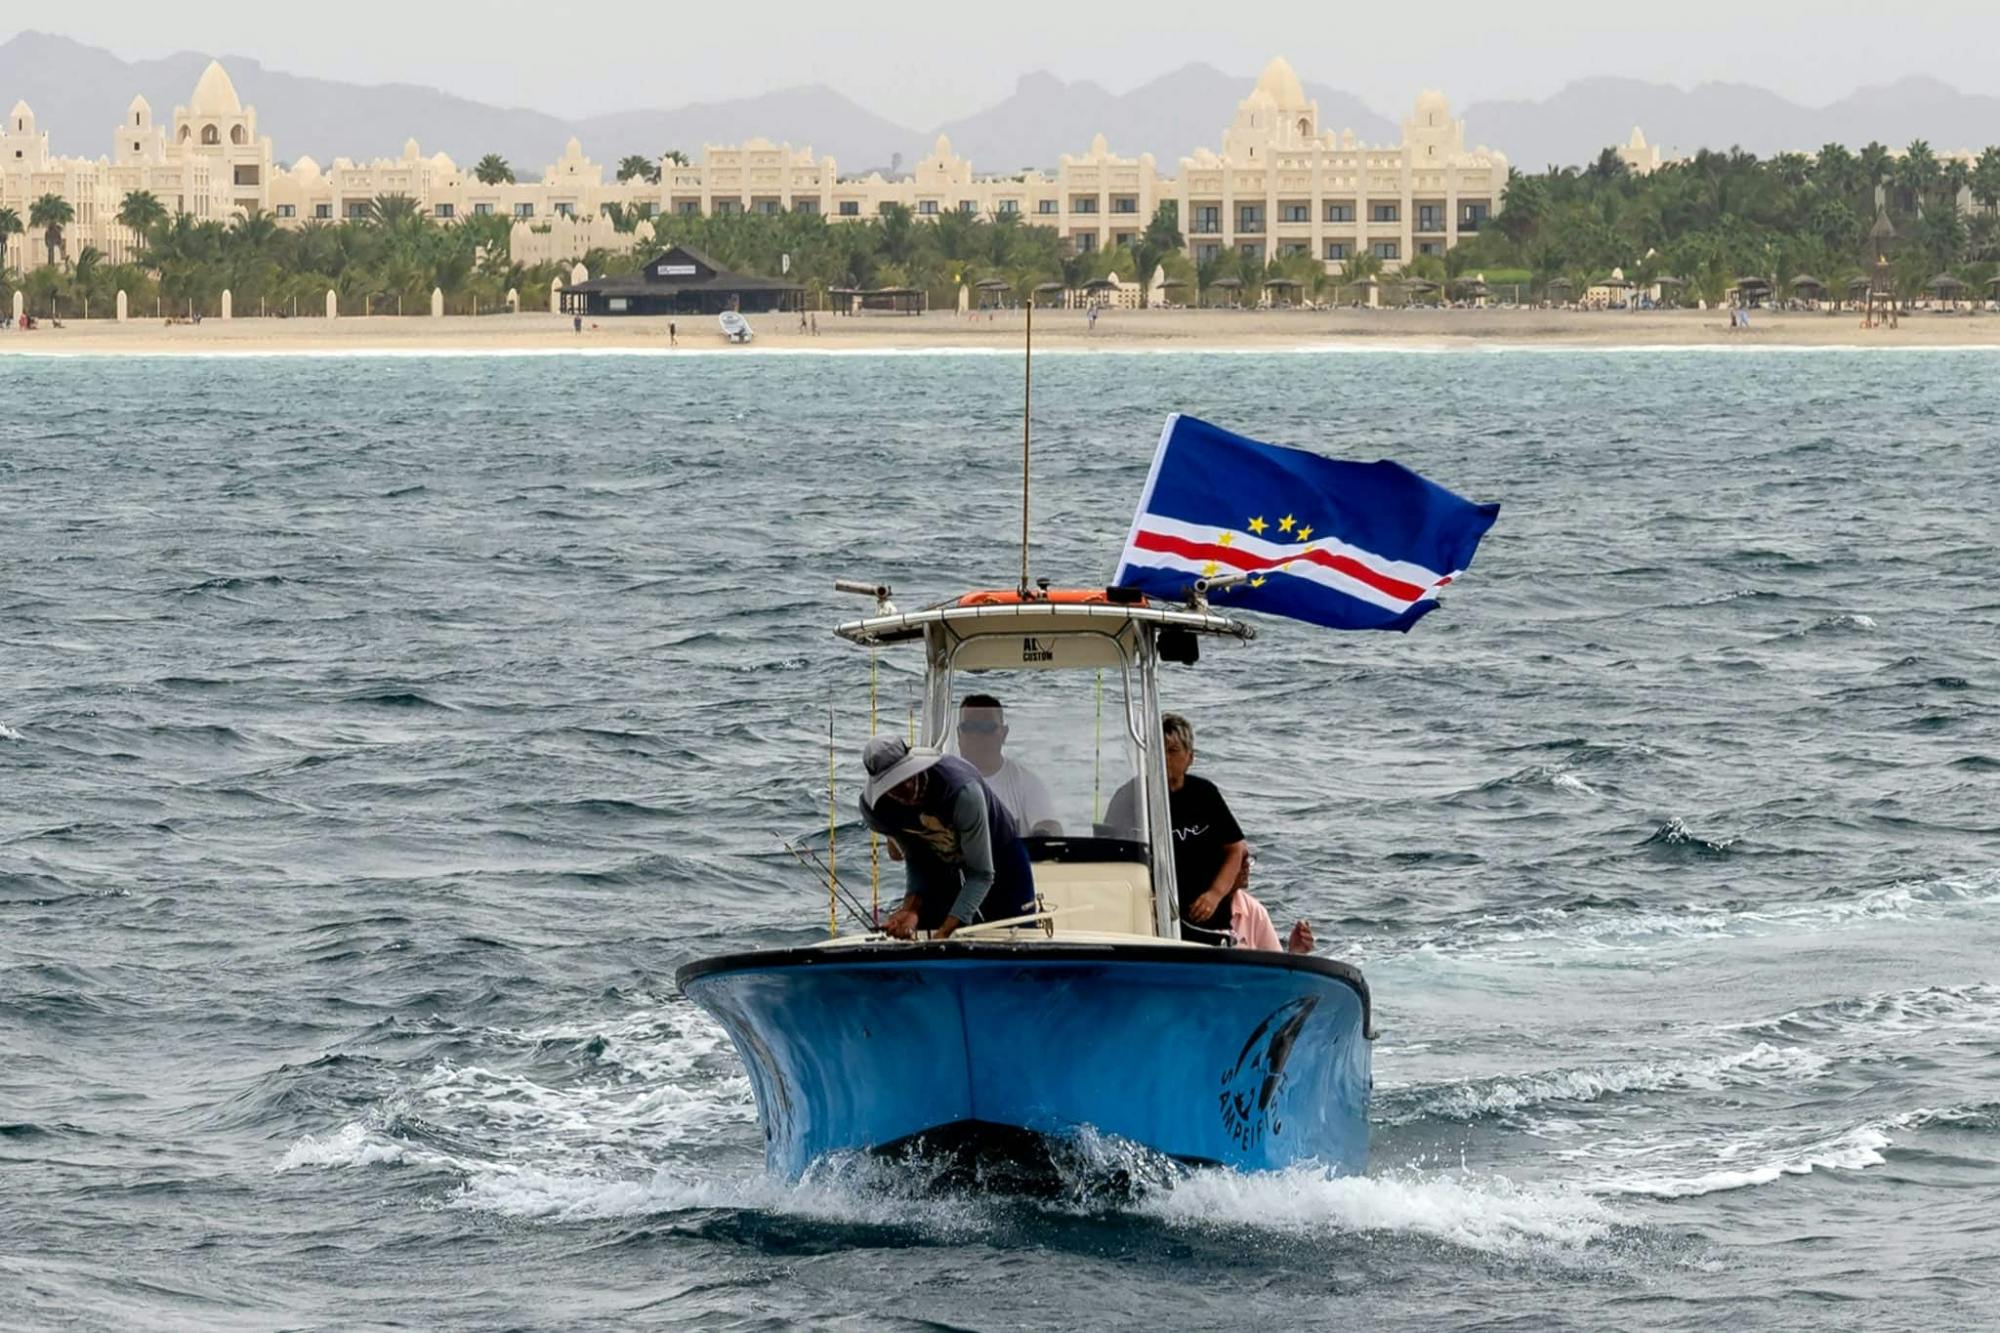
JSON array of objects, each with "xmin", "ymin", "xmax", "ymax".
[{"xmin": 1113, "ymin": 414, "xmax": 1499, "ymax": 633}]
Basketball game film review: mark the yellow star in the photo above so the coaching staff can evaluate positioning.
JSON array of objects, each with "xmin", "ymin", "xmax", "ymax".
[
  {"xmin": 1250, "ymin": 576, "xmax": 1268, "ymax": 588},
  {"xmin": 1201, "ymin": 560, "xmax": 1219, "ymax": 576},
  {"xmin": 1296, "ymin": 525, "xmax": 1313, "ymax": 542},
  {"xmin": 1278, "ymin": 514, "xmax": 1295, "ymax": 533},
  {"xmin": 1217, "ymin": 532, "xmax": 1234, "ymax": 546},
  {"xmin": 1282, "ymin": 561, "xmax": 1294, "ymax": 571},
  {"xmin": 1247, "ymin": 516, "xmax": 1268, "ymax": 536}
]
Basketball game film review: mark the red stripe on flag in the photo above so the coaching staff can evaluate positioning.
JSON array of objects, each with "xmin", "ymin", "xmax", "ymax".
[{"xmin": 1131, "ymin": 529, "xmax": 1431, "ymax": 603}]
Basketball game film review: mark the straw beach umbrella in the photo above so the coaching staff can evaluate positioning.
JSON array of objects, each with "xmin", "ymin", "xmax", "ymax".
[
  {"xmin": 1927, "ymin": 272, "xmax": 1966, "ymax": 311},
  {"xmin": 1208, "ymin": 275, "xmax": 1243, "ymax": 307},
  {"xmin": 1262, "ymin": 276, "xmax": 1302, "ymax": 306}
]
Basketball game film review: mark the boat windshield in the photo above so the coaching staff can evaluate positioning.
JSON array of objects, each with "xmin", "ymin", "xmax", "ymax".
[{"xmin": 942, "ymin": 663, "xmax": 1148, "ymax": 848}]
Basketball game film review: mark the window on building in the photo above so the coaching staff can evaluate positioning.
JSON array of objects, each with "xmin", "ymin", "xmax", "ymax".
[
  {"xmin": 838, "ymin": 200, "xmax": 860, "ymax": 216},
  {"xmin": 757, "ymin": 200, "xmax": 781, "ymax": 215},
  {"xmin": 959, "ymin": 199, "xmax": 978, "ymax": 214},
  {"xmin": 275, "ymin": 204, "xmax": 297, "ymax": 219},
  {"xmin": 1075, "ymin": 232, "xmax": 1098, "ymax": 252},
  {"xmin": 1072, "ymin": 197, "xmax": 1099, "ymax": 214},
  {"xmin": 473, "ymin": 202, "xmax": 494, "ymax": 216},
  {"xmin": 1373, "ymin": 240, "xmax": 1400, "ymax": 260},
  {"xmin": 1114, "ymin": 232, "xmax": 1136, "ymax": 248},
  {"xmin": 132, "ymin": 141, "xmax": 142, "ymax": 153},
  {"xmin": 1037, "ymin": 199, "xmax": 1058, "ymax": 214},
  {"xmin": 1193, "ymin": 205, "xmax": 1221, "ymax": 234},
  {"xmin": 1417, "ymin": 241, "xmax": 1442, "ymax": 256},
  {"xmin": 1417, "ymin": 204, "xmax": 1443, "ymax": 231},
  {"xmin": 794, "ymin": 198, "xmax": 818, "ymax": 214},
  {"xmin": 1324, "ymin": 241, "xmax": 1350, "ymax": 261},
  {"xmin": 679, "ymin": 201, "xmax": 701, "ymax": 215},
  {"xmin": 997, "ymin": 199, "xmax": 1019, "ymax": 214},
  {"xmin": 918, "ymin": 200, "xmax": 940, "ymax": 215},
  {"xmin": 714, "ymin": 200, "xmax": 739, "ymax": 215},
  {"xmin": 1239, "ymin": 242, "xmax": 1263, "ymax": 261},
  {"xmin": 514, "ymin": 202, "xmax": 535, "ymax": 218},
  {"xmin": 1195, "ymin": 242, "xmax": 1220, "ymax": 263},
  {"xmin": 1238, "ymin": 205, "xmax": 1264, "ymax": 232},
  {"xmin": 1280, "ymin": 242, "xmax": 1309, "ymax": 257},
  {"xmin": 1370, "ymin": 203, "xmax": 1399, "ymax": 223},
  {"xmin": 1460, "ymin": 202, "xmax": 1489, "ymax": 231},
  {"xmin": 346, "ymin": 201, "xmax": 370, "ymax": 219},
  {"xmin": 554, "ymin": 202, "xmax": 575, "ymax": 217},
  {"xmin": 1112, "ymin": 196, "xmax": 1138, "ymax": 214},
  {"xmin": 639, "ymin": 202, "xmax": 657, "ymax": 218},
  {"xmin": 313, "ymin": 203, "xmax": 332, "ymax": 219},
  {"xmin": 201, "ymin": 125, "xmax": 220, "ymax": 145},
  {"xmin": 434, "ymin": 203, "xmax": 455, "ymax": 219},
  {"xmin": 230, "ymin": 125, "xmax": 246, "ymax": 145},
  {"xmin": 1281, "ymin": 203, "xmax": 1310, "ymax": 223}
]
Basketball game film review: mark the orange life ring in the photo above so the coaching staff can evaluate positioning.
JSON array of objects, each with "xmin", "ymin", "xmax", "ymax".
[{"xmin": 953, "ymin": 588, "xmax": 1147, "ymax": 608}]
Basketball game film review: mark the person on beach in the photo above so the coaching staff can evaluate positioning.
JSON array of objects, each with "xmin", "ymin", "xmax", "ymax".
[{"xmin": 859, "ymin": 737, "xmax": 1037, "ymax": 940}]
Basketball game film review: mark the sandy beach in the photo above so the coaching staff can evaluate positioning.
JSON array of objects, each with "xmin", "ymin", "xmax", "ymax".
[{"xmin": 4, "ymin": 306, "xmax": 2000, "ymax": 355}]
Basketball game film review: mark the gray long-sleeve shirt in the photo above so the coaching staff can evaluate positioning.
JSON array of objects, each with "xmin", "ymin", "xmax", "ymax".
[{"xmin": 862, "ymin": 782, "xmax": 996, "ymax": 925}]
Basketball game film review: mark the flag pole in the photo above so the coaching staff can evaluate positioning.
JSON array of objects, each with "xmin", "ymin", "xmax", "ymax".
[{"xmin": 1018, "ymin": 298, "xmax": 1032, "ymax": 597}]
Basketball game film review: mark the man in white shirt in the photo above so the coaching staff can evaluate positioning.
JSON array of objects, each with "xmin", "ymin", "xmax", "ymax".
[{"xmin": 956, "ymin": 694, "xmax": 1061, "ymax": 835}]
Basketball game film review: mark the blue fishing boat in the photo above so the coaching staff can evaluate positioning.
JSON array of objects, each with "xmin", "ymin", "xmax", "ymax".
[{"xmin": 678, "ymin": 589, "xmax": 1376, "ymax": 1180}]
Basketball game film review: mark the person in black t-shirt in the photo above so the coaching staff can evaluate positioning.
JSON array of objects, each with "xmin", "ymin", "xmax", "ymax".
[{"xmin": 1104, "ymin": 712, "xmax": 1248, "ymax": 939}]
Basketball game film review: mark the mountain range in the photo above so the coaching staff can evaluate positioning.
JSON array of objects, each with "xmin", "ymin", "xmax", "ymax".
[{"xmin": 3, "ymin": 31, "xmax": 1996, "ymax": 179}]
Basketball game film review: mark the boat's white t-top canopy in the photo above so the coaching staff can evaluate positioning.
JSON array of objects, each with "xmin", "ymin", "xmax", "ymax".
[{"xmin": 835, "ymin": 590, "xmax": 1253, "ymax": 941}]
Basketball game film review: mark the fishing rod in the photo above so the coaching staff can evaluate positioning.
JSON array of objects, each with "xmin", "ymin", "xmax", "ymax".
[{"xmin": 775, "ymin": 834, "xmax": 876, "ymax": 933}]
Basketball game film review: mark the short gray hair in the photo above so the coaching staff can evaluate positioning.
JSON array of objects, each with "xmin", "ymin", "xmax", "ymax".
[{"xmin": 1162, "ymin": 713, "xmax": 1194, "ymax": 752}]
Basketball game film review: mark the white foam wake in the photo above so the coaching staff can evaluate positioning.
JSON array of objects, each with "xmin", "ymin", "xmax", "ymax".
[
  {"xmin": 1390, "ymin": 1041, "xmax": 1830, "ymax": 1123},
  {"xmin": 1134, "ymin": 1165, "xmax": 1613, "ymax": 1253},
  {"xmin": 278, "ymin": 1122, "xmax": 410, "ymax": 1171},
  {"xmin": 1587, "ymin": 1123, "xmax": 1893, "ymax": 1199}
]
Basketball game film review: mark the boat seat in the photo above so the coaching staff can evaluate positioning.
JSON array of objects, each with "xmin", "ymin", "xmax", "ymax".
[{"xmin": 1032, "ymin": 860, "xmax": 1155, "ymax": 936}]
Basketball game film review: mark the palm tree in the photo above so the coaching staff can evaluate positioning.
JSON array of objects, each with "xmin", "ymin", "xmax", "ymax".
[
  {"xmin": 1897, "ymin": 140, "xmax": 1939, "ymax": 216},
  {"xmin": 117, "ymin": 190, "xmax": 169, "ymax": 248},
  {"xmin": 663, "ymin": 150, "xmax": 691, "ymax": 167},
  {"xmin": 366, "ymin": 194, "xmax": 422, "ymax": 228},
  {"xmin": 0, "ymin": 206, "xmax": 22, "ymax": 265},
  {"xmin": 1812, "ymin": 143, "xmax": 1857, "ymax": 198},
  {"xmin": 1858, "ymin": 142, "xmax": 1893, "ymax": 208},
  {"xmin": 474, "ymin": 154, "xmax": 515, "ymax": 185},
  {"xmin": 1340, "ymin": 248, "xmax": 1383, "ymax": 297},
  {"xmin": 616, "ymin": 154, "xmax": 660, "ymax": 184},
  {"xmin": 1975, "ymin": 147, "xmax": 2000, "ymax": 214},
  {"xmin": 1942, "ymin": 158, "xmax": 1972, "ymax": 214},
  {"xmin": 29, "ymin": 194, "xmax": 74, "ymax": 268}
]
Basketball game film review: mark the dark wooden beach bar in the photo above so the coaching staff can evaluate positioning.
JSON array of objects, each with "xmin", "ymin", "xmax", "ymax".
[{"xmin": 560, "ymin": 246, "xmax": 802, "ymax": 316}]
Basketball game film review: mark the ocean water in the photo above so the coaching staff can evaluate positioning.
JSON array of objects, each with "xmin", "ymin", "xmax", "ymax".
[{"xmin": 2, "ymin": 347, "xmax": 1996, "ymax": 1332}]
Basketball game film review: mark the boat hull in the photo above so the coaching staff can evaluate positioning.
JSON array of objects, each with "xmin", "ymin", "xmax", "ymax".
[{"xmin": 677, "ymin": 941, "xmax": 1372, "ymax": 1179}]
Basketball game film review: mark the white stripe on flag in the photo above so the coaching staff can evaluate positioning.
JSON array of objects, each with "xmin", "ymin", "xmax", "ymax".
[
  {"xmin": 1133, "ymin": 513, "xmax": 1456, "ymax": 590},
  {"xmin": 1119, "ymin": 547, "xmax": 1420, "ymax": 616}
]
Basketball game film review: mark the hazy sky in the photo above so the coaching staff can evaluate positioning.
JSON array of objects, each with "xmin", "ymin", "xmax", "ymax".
[{"xmin": 12, "ymin": 1, "xmax": 2000, "ymax": 125}]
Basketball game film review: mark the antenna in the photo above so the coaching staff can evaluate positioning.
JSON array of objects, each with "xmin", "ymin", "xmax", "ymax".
[{"xmin": 1018, "ymin": 298, "xmax": 1033, "ymax": 597}]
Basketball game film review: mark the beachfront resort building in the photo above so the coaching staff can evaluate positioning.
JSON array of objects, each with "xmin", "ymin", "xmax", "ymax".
[{"xmin": 3, "ymin": 56, "xmax": 1506, "ymax": 278}]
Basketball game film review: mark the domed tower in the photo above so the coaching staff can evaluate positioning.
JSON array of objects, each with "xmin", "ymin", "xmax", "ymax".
[
  {"xmin": 172, "ymin": 61, "xmax": 273, "ymax": 216},
  {"xmin": 1223, "ymin": 57, "xmax": 1320, "ymax": 159}
]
